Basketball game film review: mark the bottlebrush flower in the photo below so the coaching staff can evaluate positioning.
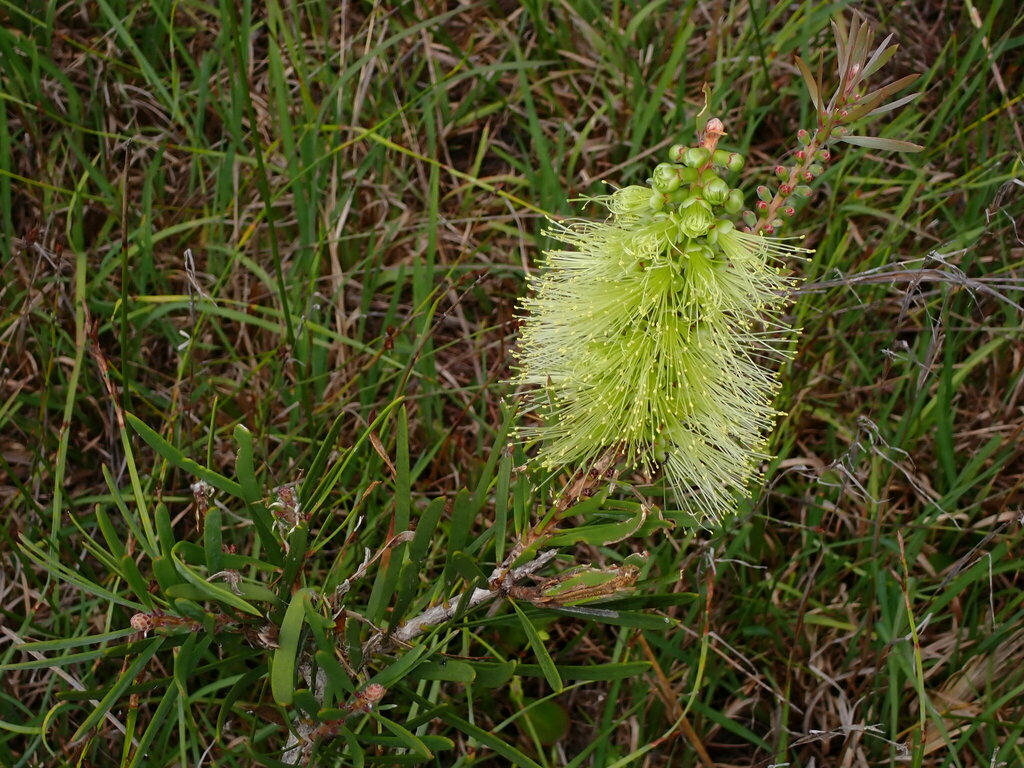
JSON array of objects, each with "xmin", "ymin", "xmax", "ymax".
[{"xmin": 513, "ymin": 122, "xmax": 810, "ymax": 522}]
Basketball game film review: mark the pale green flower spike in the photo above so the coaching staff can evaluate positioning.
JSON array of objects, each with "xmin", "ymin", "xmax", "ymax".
[{"xmin": 514, "ymin": 119, "xmax": 812, "ymax": 523}]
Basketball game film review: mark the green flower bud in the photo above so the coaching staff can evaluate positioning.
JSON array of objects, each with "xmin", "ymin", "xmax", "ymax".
[
  {"xmin": 741, "ymin": 209, "xmax": 757, "ymax": 228},
  {"xmin": 649, "ymin": 190, "xmax": 666, "ymax": 211},
  {"xmin": 668, "ymin": 144, "xmax": 688, "ymax": 162},
  {"xmin": 712, "ymin": 149, "xmax": 745, "ymax": 172},
  {"xmin": 651, "ymin": 163, "xmax": 683, "ymax": 193},
  {"xmin": 724, "ymin": 188, "xmax": 744, "ymax": 214},
  {"xmin": 756, "ymin": 185, "xmax": 773, "ymax": 203},
  {"xmin": 683, "ymin": 147, "xmax": 711, "ymax": 168},
  {"xmin": 704, "ymin": 178, "xmax": 730, "ymax": 205}
]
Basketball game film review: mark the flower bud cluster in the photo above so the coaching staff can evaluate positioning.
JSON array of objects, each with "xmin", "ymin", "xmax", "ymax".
[{"xmin": 743, "ymin": 141, "xmax": 834, "ymax": 234}]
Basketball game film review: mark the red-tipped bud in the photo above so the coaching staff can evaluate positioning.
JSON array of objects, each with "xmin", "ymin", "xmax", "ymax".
[
  {"xmin": 756, "ymin": 185, "xmax": 772, "ymax": 203},
  {"xmin": 778, "ymin": 183, "xmax": 793, "ymax": 196},
  {"xmin": 741, "ymin": 210, "xmax": 757, "ymax": 228},
  {"xmin": 817, "ymin": 150, "xmax": 831, "ymax": 162},
  {"xmin": 755, "ymin": 200, "xmax": 769, "ymax": 211},
  {"xmin": 762, "ymin": 224, "xmax": 775, "ymax": 234},
  {"xmin": 802, "ymin": 171, "xmax": 814, "ymax": 182},
  {"xmin": 795, "ymin": 150, "xmax": 806, "ymax": 161},
  {"xmin": 797, "ymin": 129, "xmax": 810, "ymax": 145},
  {"xmin": 783, "ymin": 206, "xmax": 796, "ymax": 217},
  {"xmin": 839, "ymin": 109, "xmax": 849, "ymax": 119},
  {"xmin": 774, "ymin": 165, "xmax": 787, "ymax": 178}
]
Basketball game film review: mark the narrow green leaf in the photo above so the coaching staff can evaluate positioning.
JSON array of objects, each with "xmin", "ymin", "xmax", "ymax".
[
  {"xmin": 272, "ymin": 587, "xmax": 313, "ymax": 705},
  {"xmin": 94, "ymin": 504, "xmax": 125, "ymax": 560},
  {"xmin": 203, "ymin": 506, "xmax": 224, "ymax": 575},
  {"xmin": 448, "ymin": 490, "xmax": 473, "ymax": 560},
  {"xmin": 433, "ymin": 707, "xmax": 543, "ymax": 768},
  {"xmin": 127, "ymin": 413, "xmax": 242, "ymax": 497},
  {"xmin": 494, "ymin": 451, "xmax": 512, "ymax": 562},
  {"xmin": 300, "ymin": 409, "xmax": 347, "ymax": 508},
  {"xmin": 836, "ymin": 134, "xmax": 924, "ymax": 152},
  {"xmin": 447, "ymin": 551, "xmax": 487, "ymax": 585},
  {"xmin": 865, "ymin": 92, "xmax": 920, "ymax": 118},
  {"xmin": 14, "ymin": 629, "xmax": 136, "ymax": 653},
  {"xmin": 546, "ymin": 606, "xmax": 675, "ymax": 630},
  {"xmin": 410, "ymin": 497, "xmax": 444, "ymax": 566},
  {"xmin": 125, "ymin": 683, "xmax": 179, "ymax": 768},
  {"xmin": 171, "ymin": 542, "xmax": 262, "ymax": 616},
  {"xmin": 71, "ymin": 638, "xmax": 162, "ymax": 742},
  {"xmin": 863, "ymin": 37, "xmax": 899, "ymax": 77},
  {"xmin": 152, "ymin": 555, "xmax": 183, "ymax": 592},
  {"xmin": 155, "ymin": 503, "xmax": 175, "ymax": 558},
  {"xmin": 366, "ymin": 644, "xmax": 426, "ymax": 688},
  {"xmin": 396, "ymin": 406, "xmax": 410, "ymax": 532},
  {"xmin": 339, "ymin": 728, "xmax": 365, "ymax": 768},
  {"xmin": 406, "ymin": 659, "xmax": 476, "ymax": 683},
  {"xmin": 233, "ymin": 424, "xmax": 281, "ymax": 562},
  {"xmin": 315, "ymin": 649, "xmax": 355, "ymax": 705},
  {"xmin": 469, "ymin": 660, "xmax": 517, "ymax": 688},
  {"xmin": 515, "ymin": 661, "xmax": 651, "ymax": 681},
  {"xmin": 794, "ymin": 55, "xmax": 822, "ymax": 112},
  {"xmin": 119, "ymin": 554, "xmax": 155, "ymax": 608},
  {"xmin": 233, "ymin": 424, "xmax": 261, "ymax": 503},
  {"xmin": 371, "ymin": 712, "xmax": 433, "ymax": 759},
  {"xmin": 511, "ymin": 601, "xmax": 562, "ymax": 692}
]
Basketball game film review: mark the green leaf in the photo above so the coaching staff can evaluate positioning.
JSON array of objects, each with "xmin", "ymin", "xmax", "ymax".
[
  {"xmin": 203, "ymin": 506, "xmax": 224, "ymax": 575},
  {"xmin": 367, "ymin": 644, "xmax": 427, "ymax": 688},
  {"xmin": 233, "ymin": 424, "xmax": 261, "ymax": 503},
  {"xmin": 511, "ymin": 600, "xmax": 562, "ymax": 692},
  {"xmin": 171, "ymin": 542, "xmax": 263, "ymax": 616},
  {"xmin": 371, "ymin": 712, "xmax": 433, "ymax": 759},
  {"xmin": 406, "ymin": 659, "xmax": 476, "ymax": 683},
  {"xmin": 271, "ymin": 587, "xmax": 314, "ymax": 705},
  {"xmin": 432, "ymin": 707, "xmax": 543, "ymax": 768},
  {"xmin": 515, "ymin": 661, "xmax": 651, "ymax": 681},
  {"xmin": 547, "ymin": 504, "xmax": 667, "ymax": 547},
  {"xmin": 127, "ymin": 413, "xmax": 243, "ymax": 497},
  {"xmin": 71, "ymin": 638, "xmax": 162, "ymax": 742},
  {"xmin": 493, "ymin": 451, "xmax": 512, "ymax": 562},
  {"xmin": 119, "ymin": 554, "xmax": 155, "ymax": 608},
  {"xmin": 546, "ymin": 606, "xmax": 675, "ymax": 630},
  {"xmin": 315, "ymin": 649, "xmax": 355, "ymax": 705},
  {"xmin": 233, "ymin": 424, "xmax": 280, "ymax": 561},
  {"xmin": 468, "ymin": 659, "xmax": 517, "ymax": 688},
  {"xmin": 11, "ymin": 629, "xmax": 136, "ymax": 654},
  {"xmin": 836, "ymin": 134, "xmax": 924, "ymax": 152},
  {"xmin": 447, "ymin": 550, "xmax": 487, "ymax": 585},
  {"xmin": 300, "ymin": 409, "xmax": 347, "ymax": 508},
  {"xmin": 794, "ymin": 55, "xmax": 822, "ymax": 112}
]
